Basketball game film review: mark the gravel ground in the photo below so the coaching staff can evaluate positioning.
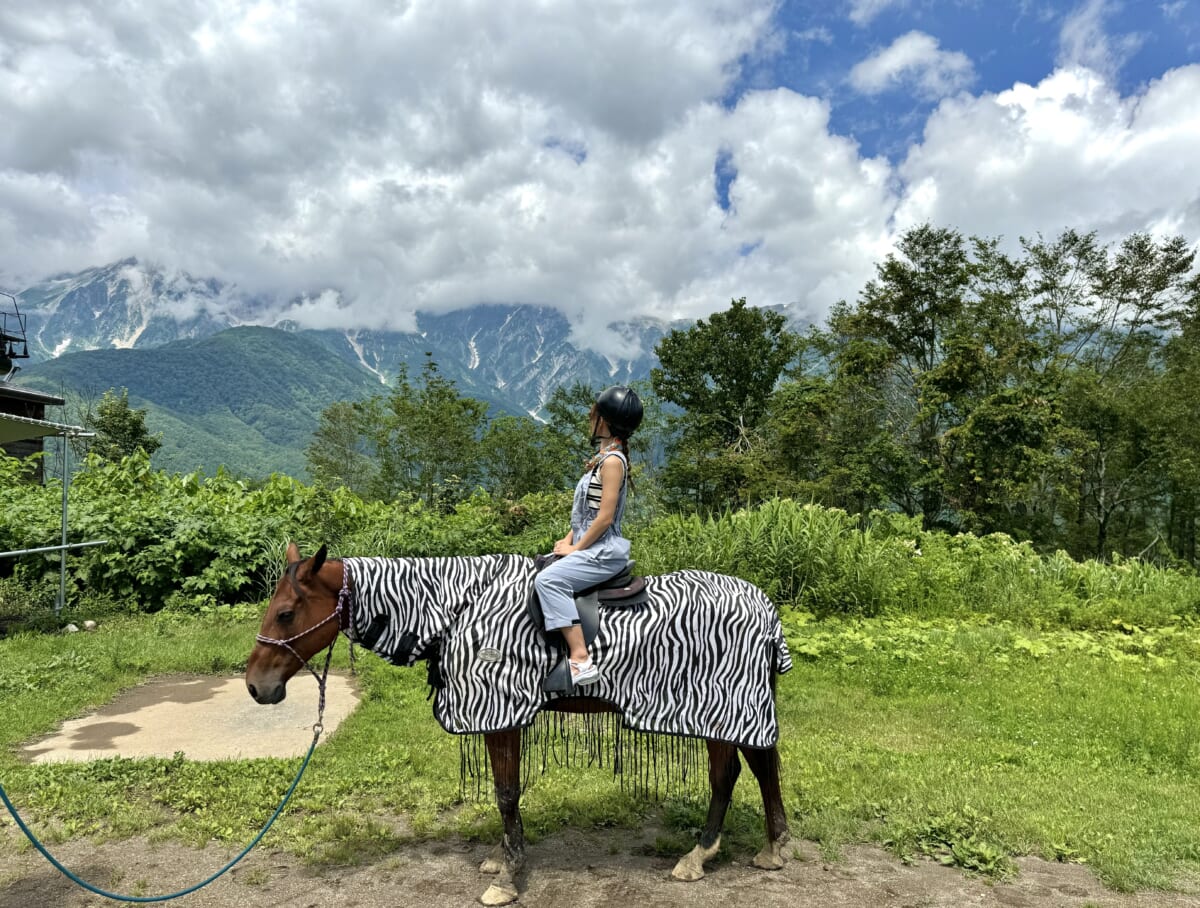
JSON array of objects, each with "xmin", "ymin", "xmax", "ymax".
[{"xmin": 3, "ymin": 826, "xmax": 1200, "ymax": 908}]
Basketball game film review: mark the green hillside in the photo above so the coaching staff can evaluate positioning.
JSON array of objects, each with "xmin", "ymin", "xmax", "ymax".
[{"xmin": 15, "ymin": 327, "xmax": 383, "ymax": 478}]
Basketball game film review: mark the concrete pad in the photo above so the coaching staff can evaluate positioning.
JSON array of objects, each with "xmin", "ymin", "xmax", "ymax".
[{"xmin": 19, "ymin": 673, "xmax": 360, "ymax": 763}]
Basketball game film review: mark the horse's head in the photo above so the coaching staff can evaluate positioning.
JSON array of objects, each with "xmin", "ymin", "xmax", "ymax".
[{"xmin": 246, "ymin": 542, "xmax": 342, "ymax": 705}]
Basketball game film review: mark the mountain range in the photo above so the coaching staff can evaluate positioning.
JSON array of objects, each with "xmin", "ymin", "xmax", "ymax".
[{"xmin": 5, "ymin": 260, "xmax": 678, "ymax": 478}]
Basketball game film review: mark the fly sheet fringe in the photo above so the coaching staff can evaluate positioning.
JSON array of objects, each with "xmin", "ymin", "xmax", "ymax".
[{"xmin": 459, "ymin": 712, "xmax": 706, "ymax": 802}]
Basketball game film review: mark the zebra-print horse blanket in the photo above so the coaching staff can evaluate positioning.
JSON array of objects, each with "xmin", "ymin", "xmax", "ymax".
[{"xmin": 344, "ymin": 555, "xmax": 792, "ymax": 749}]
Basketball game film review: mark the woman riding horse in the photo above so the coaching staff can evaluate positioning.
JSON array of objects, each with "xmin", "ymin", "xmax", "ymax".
[
  {"xmin": 536, "ymin": 384, "xmax": 643, "ymax": 686},
  {"xmin": 247, "ymin": 541, "xmax": 791, "ymax": 906}
]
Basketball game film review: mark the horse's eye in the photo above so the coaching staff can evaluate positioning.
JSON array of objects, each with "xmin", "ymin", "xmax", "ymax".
[{"xmin": 277, "ymin": 610, "xmax": 295, "ymax": 625}]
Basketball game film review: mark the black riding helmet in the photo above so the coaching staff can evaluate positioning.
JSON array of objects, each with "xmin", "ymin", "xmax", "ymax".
[{"xmin": 595, "ymin": 386, "xmax": 643, "ymax": 440}]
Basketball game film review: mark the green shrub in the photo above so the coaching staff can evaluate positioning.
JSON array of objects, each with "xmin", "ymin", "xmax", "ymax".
[
  {"xmin": 1, "ymin": 451, "xmax": 1195, "ymax": 628},
  {"xmin": 0, "ymin": 572, "xmax": 60, "ymax": 634},
  {"xmin": 631, "ymin": 500, "xmax": 914, "ymax": 616}
]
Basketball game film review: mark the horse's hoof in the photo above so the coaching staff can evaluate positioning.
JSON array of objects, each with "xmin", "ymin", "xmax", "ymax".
[
  {"xmin": 480, "ymin": 845, "xmax": 505, "ymax": 875},
  {"xmin": 752, "ymin": 841, "xmax": 785, "ymax": 870},
  {"xmin": 670, "ymin": 840, "xmax": 720, "ymax": 882},
  {"xmin": 480, "ymin": 882, "xmax": 519, "ymax": 905},
  {"xmin": 670, "ymin": 859, "xmax": 705, "ymax": 882}
]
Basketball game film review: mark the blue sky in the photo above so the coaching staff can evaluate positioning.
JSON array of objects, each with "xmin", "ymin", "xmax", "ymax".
[
  {"xmin": 0, "ymin": 0, "xmax": 1197, "ymax": 350},
  {"xmin": 757, "ymin": 1, "xmax": 1198, "ymax": 159}
]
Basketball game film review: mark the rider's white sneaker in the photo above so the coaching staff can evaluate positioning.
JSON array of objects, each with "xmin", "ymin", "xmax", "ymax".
[{"xmin": 570, "ymin": 657, "xmax": 600, "ymax": 686}]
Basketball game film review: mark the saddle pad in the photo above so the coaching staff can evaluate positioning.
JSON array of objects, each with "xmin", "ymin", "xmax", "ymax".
[{"xmin": 597, "ymin": 576, "xmax": 647, "ymax": 603}]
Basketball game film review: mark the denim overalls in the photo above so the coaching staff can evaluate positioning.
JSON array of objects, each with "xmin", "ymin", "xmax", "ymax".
[{"xmin": 535, "ymin": 451, "xmax": 630, "ymax": 631}]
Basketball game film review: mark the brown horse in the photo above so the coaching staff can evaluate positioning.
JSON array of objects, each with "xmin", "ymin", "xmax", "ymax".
[{"xmin": 246, "ymin": 543, "xmax": 791, "ymax": 906}]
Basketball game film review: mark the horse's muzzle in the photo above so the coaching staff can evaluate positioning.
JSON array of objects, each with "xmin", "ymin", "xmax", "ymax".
[{"xmin": 246, "ymin": 680, "xmax": 287, "ymax": 705}]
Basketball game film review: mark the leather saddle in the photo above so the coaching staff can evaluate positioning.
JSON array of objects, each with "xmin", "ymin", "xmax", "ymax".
[{"xmin": 528, "ymin": 555, "xmax": 649, "ymax": 694}]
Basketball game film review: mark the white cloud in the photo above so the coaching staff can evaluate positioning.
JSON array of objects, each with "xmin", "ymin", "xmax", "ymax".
[
  {"xmin": 894, "ymin": 65, "xmax": 1200, "ymax": 253},
  {"xmin": 848, "ymin": 0, "xmax": 907, "ymax": 26},
  {"xmin": 1058, "ymin": 0, "xmax": 1144, "ymax": 82},
  {"xmin": 0, "ymin": 2, "xmax": 1198, "ymax": 349},
  {"xmin": 0, "ymin": 0, "xmax": 777, "ymax": 332},
  {"xmin": 849, "ymin": 31, "xmax": 976, "ymax": 100},
  {"xmin": 795, "ymin": 26, "xmax": 834, "ymax": 44}
]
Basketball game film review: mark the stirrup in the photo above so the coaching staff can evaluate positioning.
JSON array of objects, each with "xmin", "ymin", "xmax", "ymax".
[{"xmin": 570, "ymin": 657, "xmax": 599, "ymax": 686}]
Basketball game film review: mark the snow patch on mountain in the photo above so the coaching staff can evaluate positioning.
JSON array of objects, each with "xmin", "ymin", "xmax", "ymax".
[
  {"xmin": 344, "ymin": 330, "xmax": 389, "ymax": 384},
  {"xmin": 14, "ymin": 262, "xmax": 701, "ymax": 417},
  {"xmin": 468, "ymin": 333, "xmax": 480, "ymax": 370}
]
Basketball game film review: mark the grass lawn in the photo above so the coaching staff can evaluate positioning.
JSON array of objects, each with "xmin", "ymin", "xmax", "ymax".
[{"xmin": 3, "ymin": 607, "xmax": 1200, "ymax": 892}]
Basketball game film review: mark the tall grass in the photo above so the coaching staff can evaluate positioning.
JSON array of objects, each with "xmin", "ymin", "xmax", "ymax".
[{"xmin": 630, "ymin": 499, "xmax": 1200, "ymax": 627}]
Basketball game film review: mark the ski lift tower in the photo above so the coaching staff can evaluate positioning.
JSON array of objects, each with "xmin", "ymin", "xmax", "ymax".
[
  {"xmin": 0, "ymin": 288, "xmax": 29, "ymax": 380},
  {"xmin": 0, "ymin": 287, "xmax": 58, "ymax": 475},
  {"xmin": 0, "ymin": 287, "xmax": 102, "ymax": 618}
]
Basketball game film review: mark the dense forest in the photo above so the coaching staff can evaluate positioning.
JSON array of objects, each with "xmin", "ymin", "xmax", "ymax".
[
  {"xmin": 55, "ymin": 222, "xmax": 1200, "ymax": 568},
  {"xmin": 300, "ymin": 223, "xmax": 1200, "ymax": 566},
  {"xmin": 19, "ymin": 327, "xmax": 382, "ymax": 478}
]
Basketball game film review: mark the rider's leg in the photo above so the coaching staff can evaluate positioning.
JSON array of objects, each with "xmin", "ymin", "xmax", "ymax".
[
  {"xmin": 535, "ymin": 551, "xmax": 619, "ymax": 671},
  {"xmin": 559, "ymin": 623, "xmax": 590, "ymax": 667}
]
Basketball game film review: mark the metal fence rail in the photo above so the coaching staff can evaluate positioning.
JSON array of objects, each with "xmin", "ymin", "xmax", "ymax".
[
  {"xmin": 0, "ymin": 539, "xmax": 109, "ymax": 616},
  {"xmin": 0, "ymin": 540, "xmax": 108, "ymax": 558}
]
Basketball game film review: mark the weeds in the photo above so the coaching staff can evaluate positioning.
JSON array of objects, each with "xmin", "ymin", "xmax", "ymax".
[{"xmin": 631, "ymin": 500, "xmax": 1200, "ymax": 626}]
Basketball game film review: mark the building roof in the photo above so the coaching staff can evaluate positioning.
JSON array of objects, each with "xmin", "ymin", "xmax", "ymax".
[
  {"xmin": 0, "ymin": 412, "xmax": 88, "ymax": 444},
  {"xmin": 0, "ymin": 381, "xmax": 65, "ymax": 406}
]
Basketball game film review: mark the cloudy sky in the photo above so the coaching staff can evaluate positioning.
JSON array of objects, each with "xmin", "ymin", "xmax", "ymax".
[{"xmin": 0, "ymin": 0, "xmax": 1197, "ymax": 344}]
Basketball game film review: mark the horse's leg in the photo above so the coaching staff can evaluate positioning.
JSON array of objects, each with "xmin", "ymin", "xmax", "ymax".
[
  {"xmin": 671, "ymin": 740, "xmax": 740, "ymax": 882},
  {"xmin": 739, "ymin": 744, "xmax": 790, "ymax": 870},
  {"xmin": 479, "ymin": 729, "xmax": 523, "ymax": 907}
]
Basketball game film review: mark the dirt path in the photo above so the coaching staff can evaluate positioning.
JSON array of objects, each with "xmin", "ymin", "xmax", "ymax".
[{"xmin": 3, "ymin": 827, "xmax": 1199, "ymax": 908}]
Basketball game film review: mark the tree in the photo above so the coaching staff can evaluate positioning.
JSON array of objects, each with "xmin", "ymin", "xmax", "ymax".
[
  {"xmin": 377, "ymin": 356, "xmax": 489, "ymax": 507},
  {"xmin": 1045, "ymin": 232, "xmax": 1197, "ymax": 558},
  {"xmin": 926, "ymin": 237, "xmax": 1068, "ymax": 538},
  {"xmin": 480, "ymin": 415, "xmax": 569, "ymax": 500},
  {"xmin": 653, "ymin": 298, "xmax": 798, "ymax": 448},
  {"xmin": 306, "ymin": 355, "xmax": 489, "ymax": 508},
  {"xmin": 760, "ymin": 327, "xmax": 908, "ymax": 515},
  {"xmin": 835, "ymin": 224, "xmax": 975, "ymax": 526},
  {"xmin": 786, "ymin": 224, "xmax": 1200, "ymax": 560},
  {"xmin": 651, "ymin": 299, "xmax": 799, "ymax": 511},
  {"xmin": 84, "ymin": 388, "xmax": 162, "ymax": 462},
  {"xmin": 305, "ymin": 400, "xmax": 380, "ymax": 498},
  {"xmin": 1158, "ymin": 286, "xmax": 1200, "ymax": 564}
]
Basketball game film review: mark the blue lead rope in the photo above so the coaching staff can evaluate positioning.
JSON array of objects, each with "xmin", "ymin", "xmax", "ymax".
[
  {"xmin": 0, "ymin": 638, "xmax": 337, "ymax": 903},
  {"xmin": 0, "ymin": 729, "xmax": 319, "ymax": 903}
]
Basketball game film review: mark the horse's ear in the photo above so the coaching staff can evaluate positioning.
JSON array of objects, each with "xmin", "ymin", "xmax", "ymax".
[
  {"xmin": 285, "ymin": 541, "xmax": 301, "ymax": 563},
  {"xmin": 310, "ymin": 544, "xmax": 328, "ymax": 575}
]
